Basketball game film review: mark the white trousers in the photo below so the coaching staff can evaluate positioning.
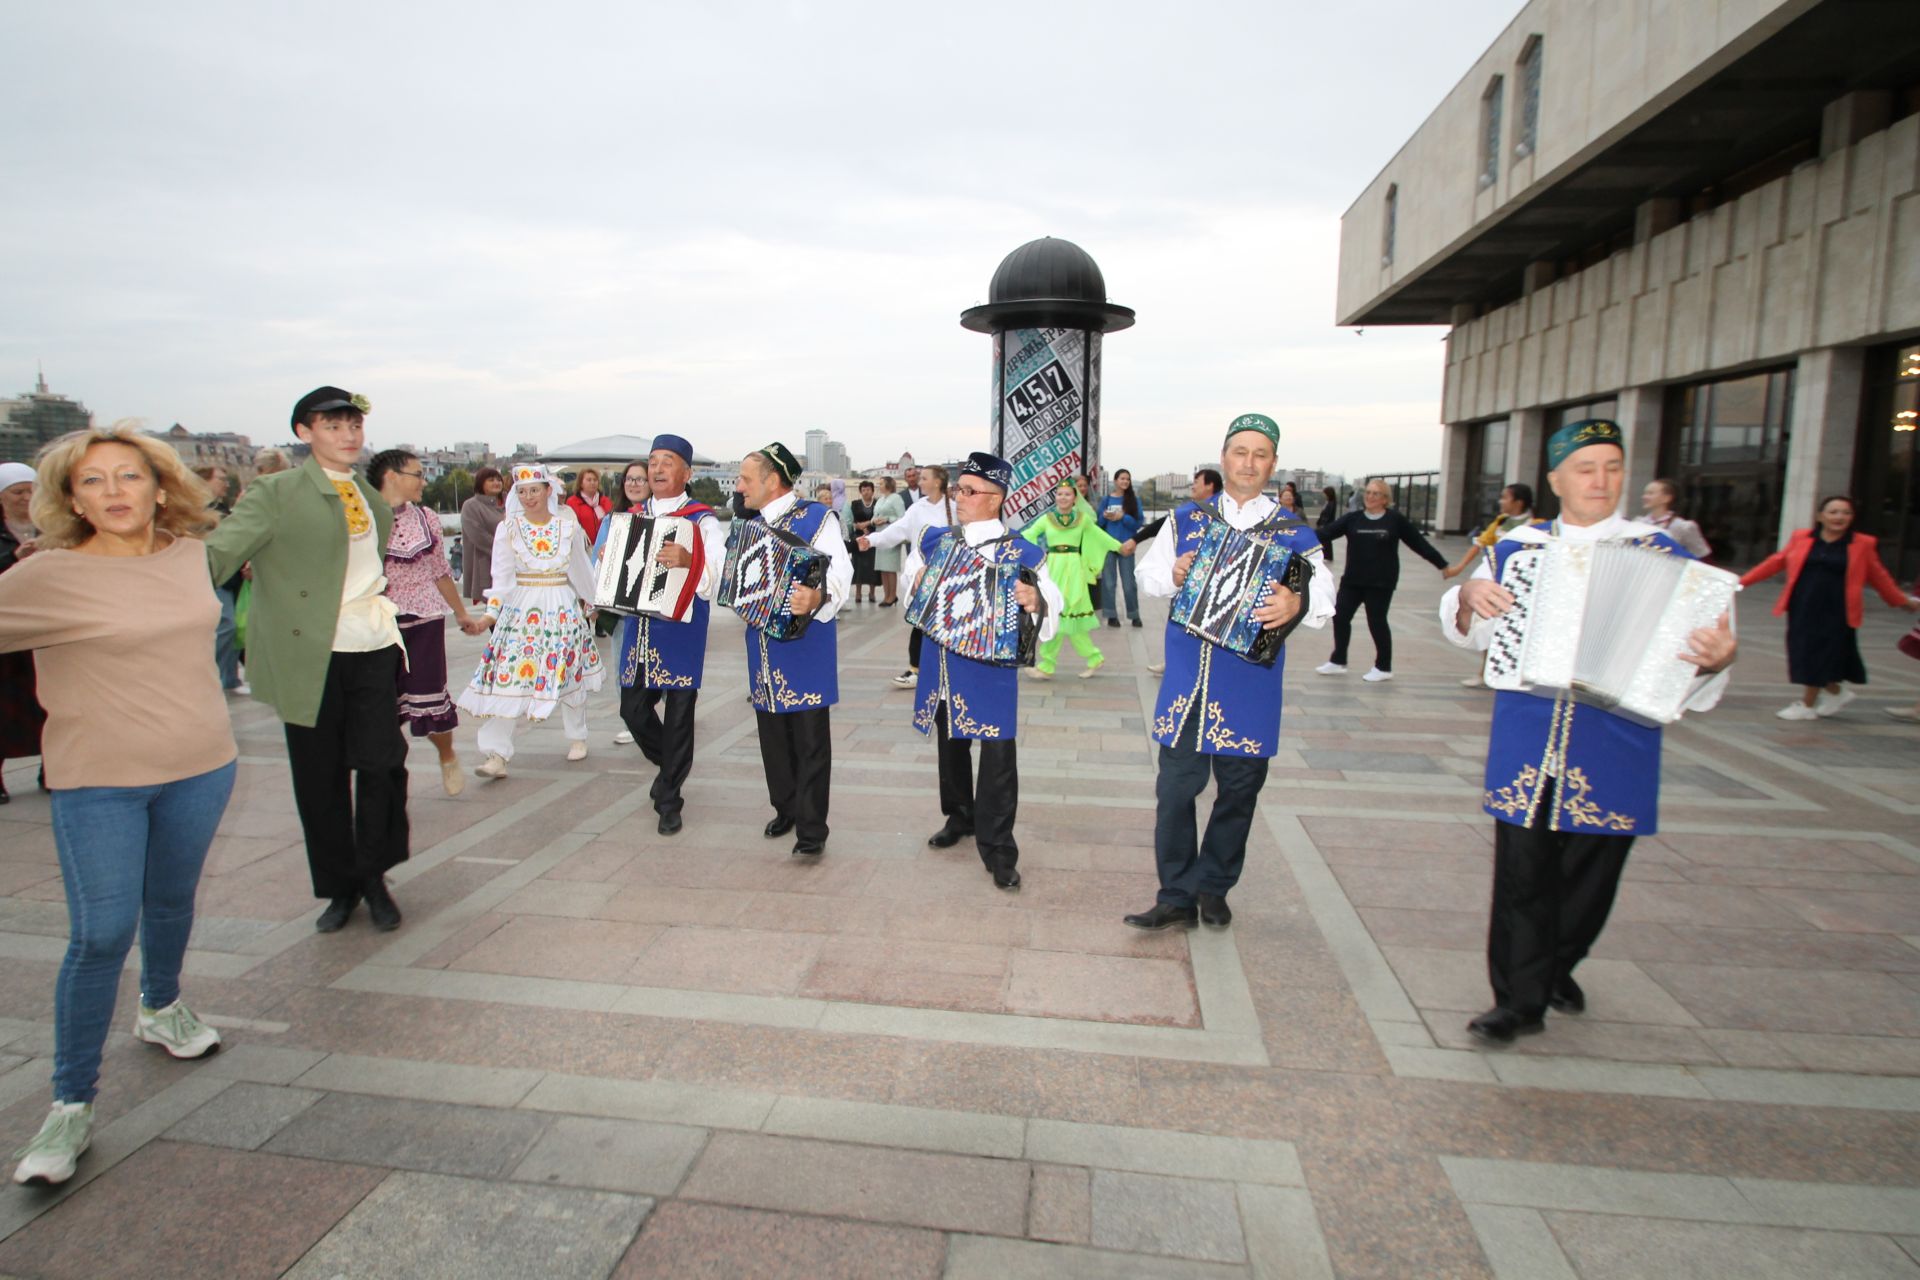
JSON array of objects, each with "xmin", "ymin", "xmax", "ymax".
[{"xmin": 475, "ymin": 701, "xmax": 590, "ymax": 761}]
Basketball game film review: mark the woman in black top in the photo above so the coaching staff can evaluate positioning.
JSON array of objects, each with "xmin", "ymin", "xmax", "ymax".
[
  {"xmin": 1315, "ymin": 479, "xmax": 1447, "ymax": 682},
  {"xmin": 846, "ymin": 480, "xmax": 880, "ymax": 602}
]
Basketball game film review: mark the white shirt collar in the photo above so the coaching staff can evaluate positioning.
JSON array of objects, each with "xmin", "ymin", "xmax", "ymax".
[
  {"xmin": 647, "ymin": 491, "xmax": 689, "ymax": 514},
  {"xmin": 1515, "ymin": 511, "xmax": 1659, "ymax": 544},
  {"xmin": 960, "ymin": 518, "xmax": 1005, "ymax": 545},
  {"xmin": 1217, "ymin": 492, "xmax": 1277, "ymax": 528},
  {"xmin": 758, "ymin": 490, "xmax": 797, "ymax": 522}
]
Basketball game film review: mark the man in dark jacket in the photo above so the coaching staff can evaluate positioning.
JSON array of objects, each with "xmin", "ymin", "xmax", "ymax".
[{"xmin": 1315, "ymin": 479, "xmax": 1448, "ymax": 682}]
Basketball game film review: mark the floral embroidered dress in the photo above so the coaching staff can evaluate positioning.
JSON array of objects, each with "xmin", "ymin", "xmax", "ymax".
[{"xmin": 458, "ymin": 508, "xmax": 604, "ymax": 721}]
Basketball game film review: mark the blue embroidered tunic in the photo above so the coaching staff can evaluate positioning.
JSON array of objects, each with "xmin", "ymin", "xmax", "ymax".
[
  {"xmin": 742, "ymin": 498, "xmax": 839, "ymax": 714},
  {"xmin": 908, "ymin": 524, "xmax": 1057, "ymax": 741},
  {"xmin": 610, "ymin": 499, "xmax": 718, "ymax": 692},
  {"xmin": 1445, "ymin": 517, "xmax": 1731, "ymax": 836},
  {"xmin": 1142, "ymin": 496, "xmax": 1335, "ymax": 760}
]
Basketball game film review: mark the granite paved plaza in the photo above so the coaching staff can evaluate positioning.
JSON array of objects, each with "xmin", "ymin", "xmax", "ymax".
[{"xmin": 0, "ymin": 533, "xmax": 1917, "ymax": 1278}]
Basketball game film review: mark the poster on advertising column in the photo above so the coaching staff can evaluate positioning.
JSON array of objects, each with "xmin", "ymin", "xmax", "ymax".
[{"xmin": 992, "ymin": 326, "xmax": 1102, "ymax": 529}]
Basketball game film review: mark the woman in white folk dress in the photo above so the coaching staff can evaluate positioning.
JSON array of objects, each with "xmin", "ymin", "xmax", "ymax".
[{"xmin": 458, "ymin": 464, "xmax": 605, "ymax": 778}]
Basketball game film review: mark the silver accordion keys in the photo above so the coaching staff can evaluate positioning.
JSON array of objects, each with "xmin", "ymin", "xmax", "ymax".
[
  {"xmin": 906, "ymin": 533, "xmax": 1041, "ymax": 668},
  {"xmin": 718, "ymin": 516, "xmax": 828, "ymax": 640},
  {"xmin": 1169, "ymin": 507, "xmax": 1313, "ymax": 666},
  {"xmin": 592, "ymin": 513, "xmax": 700, "ymax": 621},
  {"xmin": 1484, "ymin": 539, "xmax": 1739, "ymax": 725}
]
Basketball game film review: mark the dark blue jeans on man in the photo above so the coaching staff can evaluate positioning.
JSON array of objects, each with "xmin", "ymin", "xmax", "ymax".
[
  {"xmin": 1152, "ymin": 715, "xmax": 1270, "ymax": 906},
  {"xmin": 48, "ymin": 760, "xmax": 236, "ymax": 1102}
]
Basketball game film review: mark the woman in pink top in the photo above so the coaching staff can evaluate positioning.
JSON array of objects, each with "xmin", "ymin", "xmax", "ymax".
[
  {"xmin": 370, "ymin": 450, "xmax": 488, "ymax": 796},
  {"xmin": 0, "ymin": 424, "xmax": 237, "ymax": 1188}
]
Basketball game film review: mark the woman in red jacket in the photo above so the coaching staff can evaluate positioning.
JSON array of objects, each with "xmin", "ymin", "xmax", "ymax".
[
  {"xmin": 1740, "ymin": 495, "xmax": 1919, "ymax": 721},
  {"xmin": 564, "ymin": 468, "xmax": 612, "ymax": 546}
]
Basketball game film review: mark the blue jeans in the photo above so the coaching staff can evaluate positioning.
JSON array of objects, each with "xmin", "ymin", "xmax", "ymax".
[
  {"xmin": 48, "ymin": 760, "xmax": 236, "ymax": 1103},
  {"xmin": 213, "ymin": 586, "xmax": 240, "ymax": 689},
  {"xmin": 1101, "ymin": 552, "xmax": 1140, "ymax": 623}
]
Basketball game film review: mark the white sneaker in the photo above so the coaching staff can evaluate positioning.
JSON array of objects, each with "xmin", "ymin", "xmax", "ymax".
[
  {"xmin": 891, "ymin": 669, "xmax": 918, "ymax": 688},
  {"xmin": 1315, "ymin": 662, "xmax": 1347, "ymax": 676},
  {"xmin": 566, "ymin": 740, "xmax": 589, "ymax": 762},
  {"xmin": 475, "ymin": 753, "xmax": 509, "ymax": 779},
  {"xmin": 134, "ymin": 999, "xmax": 222, "ymax": 1059},
  {"xmin": 229, "ymin": 681, "xmax": 251, "ymax": 696},
  {"xmin": 1775, "ymin": 703, "xmax": 1819, "ymax": 721},
  {"xmin": 613, "ymin": 730, "xmax": 634, "ymax": 745},
  {"xmin": 1885, "ymin": 707, "xmax": 1920, "ymax": 723},
  {"xmin": 1814, "ymin": 687, "xmax": 1856, "ymax": 718},
  {"xmin": 1147, "ymin": 660, "xmax": 1165, "ymax": 675},
  {"xmin": 1078, "ymin": 662, "xmax": 1104, "ymax": 680},
  {"xmin": 439, "ymin": 757, "xmax": 464, "ymax": 797},
  {"xmin": 12, "ymin": 1102, "xmax": 91, "ymax": 1186},
  {"xmin": 1363, "ymin": 668, "xmax": 1394, "ymax": 683}
]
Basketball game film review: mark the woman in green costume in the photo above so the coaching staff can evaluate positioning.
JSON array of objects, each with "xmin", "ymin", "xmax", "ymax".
[{"xmin": 1022, "ymin": 481, "xmax": 1122, "ymax": 679}]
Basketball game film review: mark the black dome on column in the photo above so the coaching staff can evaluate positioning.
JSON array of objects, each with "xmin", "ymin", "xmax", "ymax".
[{"xmin": 960, "ymin": 237, "xmax": 1135, "ymax": 334}]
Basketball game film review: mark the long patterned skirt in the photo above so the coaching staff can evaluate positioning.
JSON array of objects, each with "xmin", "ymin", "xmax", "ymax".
[
  {"xmin": 397, "ymin": 615, "xmax": 460, "ymax": 737},
  {"xmin": 457, "ymin": 584, "xmax": 605, "ymax": 722}
]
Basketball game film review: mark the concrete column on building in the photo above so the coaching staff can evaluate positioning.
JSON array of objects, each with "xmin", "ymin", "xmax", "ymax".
[
  {"xmin": 1617, "ymin": 385, "xmax": 1664, "ymax": 512},
  {"xmin": 1438, "ymin": 420, "xmax": 1473, "ymax": 534},
  {"xmin": 1780, "ymin": 347, "xmax": 1867, "ymax": 542},
  {"xmin": 1507, "ymin": 408, "xmax": 1546, "ymax": 496}
]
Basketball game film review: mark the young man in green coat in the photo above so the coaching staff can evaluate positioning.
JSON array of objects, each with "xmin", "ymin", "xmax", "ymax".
[{"xmin": 204, "ymin": 387, "xmax": 410, "ymax": 933}]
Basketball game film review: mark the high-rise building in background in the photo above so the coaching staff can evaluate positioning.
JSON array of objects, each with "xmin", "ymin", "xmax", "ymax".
[
  {"xmin": 804, "ymin": 429, "xmax": 829, "ymax": 472},
  {"xmin": 822, "ymin": 441, "xmax": 849, "ymax": 475},
  {"xmin": 0, "ymin": 369, "xmax": 91, "ymax": 464}
]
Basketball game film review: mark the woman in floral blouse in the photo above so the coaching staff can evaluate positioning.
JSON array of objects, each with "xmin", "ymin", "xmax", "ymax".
[{"xmin": 371, "ymin": 451, "xmax": 488, "ymax": 795}]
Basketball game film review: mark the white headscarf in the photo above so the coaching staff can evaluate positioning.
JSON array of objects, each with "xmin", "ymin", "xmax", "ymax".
[
  {"xmin": 0, "ymin": 463, "xmax": 34, "ymax": 490},
  {"xmin": 506, "ymin": 463, "xmax": 555, "ymax": 521}
]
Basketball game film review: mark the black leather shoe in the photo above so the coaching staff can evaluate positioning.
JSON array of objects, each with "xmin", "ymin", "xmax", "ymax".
[
  {"xmin": 1549, "ymin": 975, "xmax": 1585, "ymax": 1014},
  {"xmin": 1105, "ymin": 617, "xmax": 1120, "ymax": 628},
  {"xmin": 1130, "ymin": 618, "xmax": 1142, "ymax": 628},
  {"xmin": 1122, "ymin": 903, "xmax": 1198, "ymax": 930},
  {"xmin": 992, "ymin": 864, "xmax": 1021, "ymax": 891},
  {"xmin": 315, "ymin": 895, "xmax": 359, "ymax": 933},
  {"xmin": 363, "ymin": 878, "xmax": 402, "ymax": 932},
  {"xmin": 658, "ymin": 811, "xmax": 683, "ymax": 836},
  {"xmin": 1466, "ymin": 1007, "xmax": 1546, "ymax": 1045},
  {"xmin": 1198, "ymin": 894, "xmax": 1232, "ymax": 927},
  {"xmin": 928, "ymin": 822, "xmax": 974, "ymax": 849},
  {"xmin": 792, "ymin": 838, "xmax": 825, "ymax": 857},
  {"xmin": 764, "ymin": 816, "xmax": 794, "ymax": 839}
]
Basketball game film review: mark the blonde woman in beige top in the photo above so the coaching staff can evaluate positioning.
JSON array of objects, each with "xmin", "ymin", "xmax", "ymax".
[{"xmin": 0, "ymin": 424, "xmax": 237, "ymax": 1188}]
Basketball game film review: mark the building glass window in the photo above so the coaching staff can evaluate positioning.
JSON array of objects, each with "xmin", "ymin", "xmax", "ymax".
[
  {"xmin": 1464, "ymin": 418, "xmax": 1510, "ymax": 528},
  {"xmin": 1854, "ymin": 342, "xmax": 1920, "ymax": 580},
  {"xmin": 1479, "ymin": 76, "xmax": 1504, "ymax": 189},
  {"xmin": 1536, "ymin": 398, "xmax": 1619, "ymax": 521},
  {"xmin": 1382, "ymin": 184, "xmax": 1398, "ymax": 267},
  {"xmin": 1661, "ymin": 367, "xmax": 1794, "ymax": 568},
  {"xmin": 1515, "ymin": 37, "xmax": 1542, "ymax": 159}
]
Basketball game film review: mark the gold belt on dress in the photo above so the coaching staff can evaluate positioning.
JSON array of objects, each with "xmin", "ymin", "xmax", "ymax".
[{"xmin": 517, "ymin": 573, "xmax": 568, "ymax": 585}]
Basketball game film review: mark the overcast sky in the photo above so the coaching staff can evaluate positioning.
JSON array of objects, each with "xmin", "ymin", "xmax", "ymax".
[{"xmin": 4, "ymin": 1, "xmax": 1517, "ymax": 479}]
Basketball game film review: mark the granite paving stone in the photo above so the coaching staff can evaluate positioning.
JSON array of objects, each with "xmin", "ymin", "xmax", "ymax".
[
  {"xmin": 282, "ymin": 1170, "xmax": 649, "ymax": 1280},
  {"xmin": 610, "ymin": 1201, "xmax": 946, "ymax": 1279},
  {"xmin": 165, "ymin": 1082, "xmax": 325, "ymax": 1151},
  {"xmin": 1090, "ymin": 1168, "xmax": 1248, "ymax": 1263},
  {"xmin": 264, "ymin": 1092, "xmax": 551, "ymax": 1178},
  {"xmin": 1544, "ymin": 1210, "xmax": 1920, "ymax": 1280},
  {"xmin": 510, "ymin": 1114, "xmax": 708, "ymax": 1196}
]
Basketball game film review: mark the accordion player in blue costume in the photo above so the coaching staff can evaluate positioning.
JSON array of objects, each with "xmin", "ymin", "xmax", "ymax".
[
  {"xmin": 729, "ymin": 442, "xmax": 854, "ymax": 858},
  {"xmin": 904, "ymin": 451, "xmax": 1065, "ymax": 891},
  {"xmin": 1124, "ymin": 414, "xmax": 1336, "ymax": 931},
  {"xmin": 1440, "ymin": 418, "xmax": 1737, "ymax": 1044}
]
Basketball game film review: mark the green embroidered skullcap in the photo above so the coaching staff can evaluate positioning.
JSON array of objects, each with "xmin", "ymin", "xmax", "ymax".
[
  {"xmin": 755, "ymin": 442, "xmax": 802, "ymax": 484},
  {"xmin": 1224, "ymin": 413, "xmax": 1280, "ymax": 448},
  {"xmin": 1545, "ymin": 418, "xmax": 1624, "ymax": 470}
]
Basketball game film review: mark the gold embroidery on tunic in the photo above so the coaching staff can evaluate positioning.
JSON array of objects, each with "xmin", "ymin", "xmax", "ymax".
[
  {"xmin": 947, "ymin": 692, "xmax": 1000, "ymax": 739},
  {"xmin": 1555, "ymin": 766, "xmax": 1636, "ymax": 832},
  {"xmin": 1200, "ymin": 700, "xmax": 1261, "ymax": 754},
  {"xmin": 1485, "ymin": 764, "xmax": 1541, "ymax": 818}
]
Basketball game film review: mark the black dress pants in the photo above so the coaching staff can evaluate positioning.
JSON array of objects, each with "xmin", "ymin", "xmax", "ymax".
[
  {"xmin": 908, "ymin": 627, "xmax": 924, "ymax": 670},
  {"xmin": 283, "ymin": 646, "xmax": 410, "ymax": 899},
  {"xmin": 1487, "ymin": 783, "xmax": 1635, "ymax": 1017},
  {"xmin": 1330, "ymin": 581, "xmax": 1396, "ymax": 671},
  {"xmin": 755, "ymin": 706, "xmax": 832, "ymax": 843},
  {"xmin": 1152, "ymin": 714, "xmax": 1270, "ymax": 906},
  {"xmin": 620, "ymin": 683, "xmax": 698, "ymax": 817},
  {"xmin": 934, "ymin": 702, "xmax": 1019, "ymax": 874}
]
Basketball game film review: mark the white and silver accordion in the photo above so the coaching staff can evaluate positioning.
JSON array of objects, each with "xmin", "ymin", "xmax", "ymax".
[
  {"xmin": 592, "ymin": 513, "xmax": 701, "ymax": 621},
  {"xmin": 906, "ymin": 533, "xmax": 1041, "ymax": 668},
  {"xmin": 718, "ymin": 517, "xmax": 827, "ymax": 641},
  {"xmin": 1169, "ymin": 507, "xmax": 1313, "ymax": 666},
  {"xmin": 1484, "ymin": 539, "xmax": 1739, "ymax": 725}
]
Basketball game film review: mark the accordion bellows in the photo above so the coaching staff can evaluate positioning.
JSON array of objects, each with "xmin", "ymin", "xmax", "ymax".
[
  {"xmin": 1169, "ymin": 509, "xmax": 1312, "ymax": 666},
  {"xmin": 719, "ymin": 518, "xmax": 827, "ymax": 640},
  {"xmin": 906, "ymin": 534, "xmax": 1040, "ymax": 668},
  {"xmin": 592, "ymin": 513, "xmax": 699, "ymax": 620},
  {"xmin": 1485, "ymin": 540, "xmax": 1739, "ymax": 725}
]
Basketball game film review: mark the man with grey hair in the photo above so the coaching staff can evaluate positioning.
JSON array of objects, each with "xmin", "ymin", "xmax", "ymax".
[{"xmin": 1315, "ymin": 479, "xmax": 1448, "ymax": 683}]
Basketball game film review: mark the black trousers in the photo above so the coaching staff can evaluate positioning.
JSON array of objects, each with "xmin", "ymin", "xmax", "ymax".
[
  {"xmin": 620, "ymin": 683, "xmax": 698, "ymax": 817},
  {"xmin": 756, "ymin": 707, "xmax": 832, "ymax": 843},
  {"xmin": 908, "ymin": 627, "xmax": 924, "ymax": 670},
  {"xmin": 283, "ymin": 646, "xmax": 410, "ymax": 900},
  {"xmin": 1330, "ymin": 581, "xmax": 1396, "ymax": 671},
  {"xmin": 1152, "ymin": 714, "xmax": 1270, "ymax": 906},
  {"xmin": 934, "ymin": 702, "xmax": 1019, "ymax": 873},
  {"xmin": 1487, "ymin": 784, "xmax": 1635, "ymax": 1017}
]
